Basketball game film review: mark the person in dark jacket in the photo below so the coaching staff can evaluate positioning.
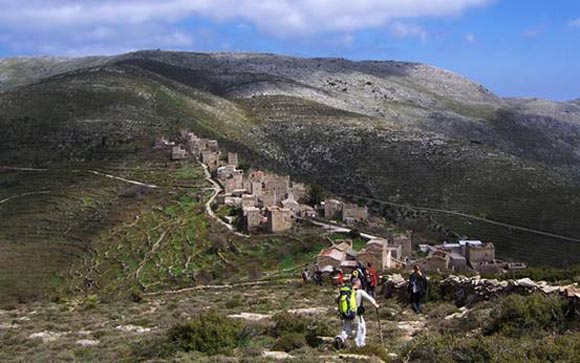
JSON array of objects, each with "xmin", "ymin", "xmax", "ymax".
[{"xmin": 407, "ymin": 264, "xmax": 427, "ymax": 313}]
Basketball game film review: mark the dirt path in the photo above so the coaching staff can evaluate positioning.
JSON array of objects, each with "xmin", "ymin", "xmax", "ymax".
[
  {"xmin": 340, "ymin": 193, "xmax": 580, "ymax": 244},
  {"xmin": 0, "ymin": 191, "xmax": 52, "ymax": 207},
  {"xmin": 199, "ymin": 161, "xmax": 249, "ymax": 238}
]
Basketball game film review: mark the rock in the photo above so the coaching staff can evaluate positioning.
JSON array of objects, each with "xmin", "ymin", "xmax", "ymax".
[
  {"xmin": 287, "ymin": 307, "xmax": 328, "ymax": 315},
  {"xmin": 227, "ymin": 312, "xmax": 272, "ymax": 321},
  {"xmin": 515, "ymin": 278, "xmax": 537, "ymax": 288},
  {"xmin": 76, "ymin": 339, "xmax": 99, "ymax": 347},
  {"xmin": 115, "ymin": 325, "xmax": 152, "ymax": 334},
  {"xmin": 262, "ymin": 351, "xmax": 293, "ymax": 359},
  {"xmin": 29, "ymin": 331, "xmax": 67, "ymax": 343}
]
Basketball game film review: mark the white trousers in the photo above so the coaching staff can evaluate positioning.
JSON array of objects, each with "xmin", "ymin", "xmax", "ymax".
[{"xmin": 338, "ymin": 315, "xmax": 367, "ymax": 347}]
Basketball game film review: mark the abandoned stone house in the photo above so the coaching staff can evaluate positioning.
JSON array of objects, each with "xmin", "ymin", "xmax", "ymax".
[
  {"xmin": 448, "ymin": 252, "xmax": 467, "ymax": 271},
  {"xmin": 289, "ymin": 182, "xmax": 307, "ymax": 202},
  {"xmin": 422, "ymin": 251, "xmax": 449, "ymax": 272},
  {"xmin": 171, "ymin": 145, "xmax": 187, "ymax": 160},
  {"xmin": 250, "ymin": 181, "xmax": 263, "ymax": 198},
  {"xmin": 227, "ymin": 152, "xmax": 239, "ymax": 167},
  {"xmin": 263, "ymin": 176, "xmax": 289, "ymax": 204},
  {"xmin": 217, "ymin": 165, "xmax": 237, "ymax": 180},
  {"xmin": 241, "ymin": 194, "xmax": 257, "ymax": 208},
  {"xmin": 201, "ymin": 150, "xmax": 220, "ymax": 170},
  {"xmin": 466, "ymin": 243, "xmax": 495, "ymax": 266},
  {"xmin": 242, "ymin": 207, "xmax": 262, "ymax": 232},
  {"xmin": 299, "ymin": 204, "xmax": 317, "ymax": 218},
  {"xmin": 357, "ymin": 239, "xmax": 404, "ymax": 271},
  {"xmin": 342, "ymin": 203, "xmax": 368, "ymax": 224},
  {"xmin": 224, "ymin": 173, "xmax": 244, "ymax": 194},
  {"xmin": 317, "ymin": 248, "xmax": 347, "ymax": 269},
  {"xmin": 207, "ymin": 140, "xmax": 219, "ymax": 153},
  {"xmin": 266, "ymin": 207, "xmax": 293, "ymax": 233},
  {"xmin": 261, "ymin": 190, "xmax": 277, "ymax": 208},
  {"xmin": 390, "ymin": 232, "xmax": 413, "ymax": 258},
  {"xmin": 281, "ymin": 194, "xmax": 300, "ymax": 217},
  {"xmin": 248, "ymin": 170, "xmax": 265, "ymax": 183},
  {"xmin": 324, "ymin": 199, "xmax": 343, "ymax": 220}
]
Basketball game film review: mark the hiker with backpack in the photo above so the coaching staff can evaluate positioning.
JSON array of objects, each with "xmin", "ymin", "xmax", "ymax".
[
  {"xmin": 366, "ymin": 263, "xmax": 379, "ymax": 298},
  {"xmin": 407, "ymin": 264, "xmax": 427, "ymax": 313},
  {"xmin": 335, "ymin": 278, "xmax": 379, "ymax": 348}
]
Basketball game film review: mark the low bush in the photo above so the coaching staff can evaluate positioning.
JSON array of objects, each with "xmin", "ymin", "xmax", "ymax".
[
  {"xmin": 485, "ymin": 294, "xmax": 568, "ymax": 337},
  {"xmin": 167, "ymin": 311, "xmax": 243, "ymax": 355},
  {"xmin": 273, "ymin": 333, "xmax": 307, "ymax": 352}
]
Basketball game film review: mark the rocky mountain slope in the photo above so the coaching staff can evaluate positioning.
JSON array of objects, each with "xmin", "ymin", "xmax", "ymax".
[{"xmin": 1, "ymin": 50, "xmax": 580, "ymax": 271}]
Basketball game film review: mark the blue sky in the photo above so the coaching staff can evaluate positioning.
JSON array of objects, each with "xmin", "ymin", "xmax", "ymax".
[{"xmin": 0, "ymin": 0, "xmax": 579, "ymax": 100}]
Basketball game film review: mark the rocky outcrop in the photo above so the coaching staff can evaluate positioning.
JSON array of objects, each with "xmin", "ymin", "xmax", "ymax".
[{"xmin": 384, "ymin": 274, "xmax": 580, "ymax": 308}]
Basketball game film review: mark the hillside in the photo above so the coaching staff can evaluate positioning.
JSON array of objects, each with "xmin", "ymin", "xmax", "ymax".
[
  {"xmin": 2, "ymin": 51, "xmax": 580, "ymax": 269},
  {"xmin": 1, "ymin": 50, "xmax": 580, "ymax": 362}
]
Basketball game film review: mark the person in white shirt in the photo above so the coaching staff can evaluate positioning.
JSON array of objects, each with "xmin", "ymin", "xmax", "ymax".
[{"xmin": 338, "ymin": 278, "xmax": 379, "ymax": 347}]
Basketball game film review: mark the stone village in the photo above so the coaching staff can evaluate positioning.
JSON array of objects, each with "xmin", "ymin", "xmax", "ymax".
[{"xmin": 156, "ymin": 131, "xmax": 526, "ymax": 277}]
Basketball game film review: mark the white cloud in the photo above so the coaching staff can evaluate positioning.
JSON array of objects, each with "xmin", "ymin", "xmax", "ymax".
[
  {"xmin": 465, "ymin": 33, "xmax": 476, "ymax": 43},
  {"xmin": 0, "ymin": 0, "xmax": 496, "ymax": 34},
  {"xmin": 391, "ymin": 22, "xmax": 428, "ymax": 42},
  {"xmin": 0, "ymin": 0, "xmax": 497, "ymax": 55},
  {"xmin": 569, "ymin": 18, "xmax": 580, "ymax": 27}
]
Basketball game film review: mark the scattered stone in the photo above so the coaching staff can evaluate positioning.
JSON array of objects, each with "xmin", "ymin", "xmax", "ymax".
[
  {"xmin": 287, "ymin": 307, "xmax": 328, "ymax": 315},
  {"xmin": 227, "ymin": 312, "xmax": 272, "ymax": 321},
  {"xmin": 76, "ymin": 339, "xmax": 99, "ymax": 347},
  {"xmin": 77, "ymin": 330, "xmax": 92, "ymax": 336},
  {"xmin": 262, "ymin": 351, "xmax": 293, "ymax": 360},
  {"xmin": 115, "ymin": 325, "xmax": 152, "ymax": 334},
  {"xmin": 29, "ymin": 331, "xmax": 67, "ymax": 343}
]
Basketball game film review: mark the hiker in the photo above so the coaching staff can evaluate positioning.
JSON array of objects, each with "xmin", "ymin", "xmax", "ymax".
[
  {"xmin": 313, "ymin": 267, "xmax": 323, "ymax": 286},
  {"xmin": 407, "ymin": 264, "xmax": 427, "ymax": 313},
  {"xmin": 336, "ymin": 278, "xmax": 379, "ymax": 348},
  {"xmin": 366, "ymin": 263, "xmax": 379, "ymax": 298},
  {"xmin": 301, "ymin": 269, "xmax": 310, "ymax": 283},
  {"xmin": 331, "ymin": 267, "xmax": 344, "ymax": 286}
]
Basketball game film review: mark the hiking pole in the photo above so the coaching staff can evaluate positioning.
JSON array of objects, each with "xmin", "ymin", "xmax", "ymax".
[{"xmin": 375, "ymin": 307, "xmax": 385, "ymax": 346}]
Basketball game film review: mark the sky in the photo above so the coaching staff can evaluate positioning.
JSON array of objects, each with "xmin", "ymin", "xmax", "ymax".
[{"xmin": 0, "ymin": 0, "xmax": 579, "ymax": 100}]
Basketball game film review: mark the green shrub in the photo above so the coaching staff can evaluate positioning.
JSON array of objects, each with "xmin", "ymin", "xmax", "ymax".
[
  {"xmin": 348, "ymin": 344, "xmax": 392, "ymax": 362},
  {"xmin": 485, "ymin": 294, "xmax": 568, "ymax": 337},
  {"xmin": 273, "ymin": 333, "xmax": 307, "ymax": 352},
  {"xmin": 271, "ymin": 312, "xmax": 308, "ymax": 337},
  {"xmin": 225, "ymin": 295, "xmax": 244, "ymax": 309},
  {"xmin": 167, "ymin": 311, "xmax": 242, "ymax": 355}
]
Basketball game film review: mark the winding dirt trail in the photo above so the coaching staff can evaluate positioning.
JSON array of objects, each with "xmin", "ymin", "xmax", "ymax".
[
  {"xmin": 0, "ymin": 191, "xmax": 52, "ymax": 207},
  {"xmin": 199, "ymin": 161, "xmax": 249, "ymax": 238}
]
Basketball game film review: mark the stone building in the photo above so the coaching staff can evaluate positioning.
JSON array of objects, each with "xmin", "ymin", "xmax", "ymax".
[
  {"xmin": 342, "ymin": 203, "xmax": 368, "ymax": 224},
  {"xmin": 290, "ymin": 182, "xmax": 307, "ymax": 202},
  {"xmin": 317, "ymin": 248, "xmax": 346, "ymax": 269},
  {"xmin": 448, "ymin": 253, "xmax": 467, "ymax": 271},
  {"xmin": 324, "ymin": 199, "xmax": 343, "ymax": 220},
  {"xmin": 423, "ymin": 251, "xmax": 449, "ymax": 272},
  {"xmin": 467, "ymin": 243, "xmax": 495, "ymax": 266},
  {"xmin": 201, "ymin": 150, "xmax": 219, "ymax": 169},
  {"xmin": 248, "ymin": 170, "xmax": 265, "ymax": 183},
  {"xmin": 242, "ymin": 207, "xmax": 262, "ymax": 232},
  {"xmin": 281, "ymin": 194, "xmax": 300, "ymax": 216},
  {"xmin": 227, "ymin": 152, "xmax": 239, "ymax": 167},
  {"xmin": 263, "ymin": 175, "xmax": 289, "ymax": 204},
  {"xmin": 241, "ymin": 194, "xmax": 257, "ymax": 208},
  {"xmin": 224, "ymin": 173, "xmax": 244, "ymax": 194},
  {"xmin": 266, "ymin": 207, "xmax": 293, "ymax": 233},
  {"xmin": 250, "ymin": 182, "xmax": 263, "ymax": 198},
  {"xmin": 391, "ymin": 231, "xmax": 413, "ymax": 258},
  {"xmin": 207, "ymin": 140, "xmax": 219, "ymax": 153},
  {"xmin": 299, "ymin": 204, "xmax": 317, "ymax": 218},
  {"xmin": 217, "ymin": 165, "xmax": 237, "ymax": 180},
  {"xmin": 171, "ymin": 145, "xmax": 187, "ymax": 160},
  {"xmin": 261, "ymin": 190, "xmax": 277, "ymax": 208}
]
